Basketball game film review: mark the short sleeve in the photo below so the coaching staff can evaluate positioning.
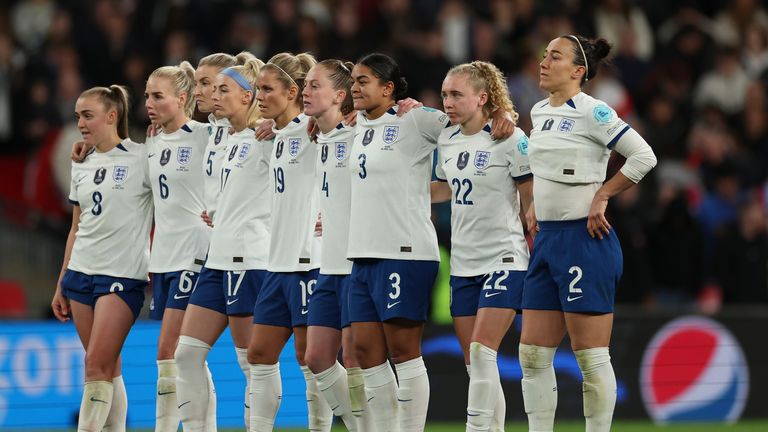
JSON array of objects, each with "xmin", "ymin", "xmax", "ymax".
[
  {"xmin": 409, "ymin": 107, "xmax": 450, "ymax": 156},
  {"xmin": 68, "ymin": 164, "xmax": 79, "ymax": 205},
  {"xmin": 506, "ymin": 130, "xmax": 533, "ymax": 181},
  {"xmin": 586, "ymin": 100, "xmax": 630, "ymax": 149},
  {"xmin": 434, "ymin": 144, "xmax": 447, "ymax": 181}
]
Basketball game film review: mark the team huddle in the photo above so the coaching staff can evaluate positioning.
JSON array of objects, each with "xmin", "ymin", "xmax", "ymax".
[{"xmin": 50, "ymin": 34, "xmax": 656, "ymax": 432}]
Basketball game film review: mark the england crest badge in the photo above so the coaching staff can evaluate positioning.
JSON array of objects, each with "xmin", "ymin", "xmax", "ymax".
[
  {"xmin": 289, "ymin": 138, "xmax": 301, "ymax": 157},
  {"xmin": 238, "ymin": 142, "xmax": 251, "ymax": 161},
  {"xmin": 113, "ymin": 166, "xmax": 128, "ymax": 184},
  {"xmin": 383, "ymin": 125, "xmax": 399, "ymax": 145},
  {"xmin": 335, "ymin": 142, "xmax": 347, "ymax": 161},
  {"xmin": 177, "ymin": 146, "xmax": 192, "ymax": 165},
  {"xmin": 474, "ymin": 151, "xmax": 491, "ymax": 170}
]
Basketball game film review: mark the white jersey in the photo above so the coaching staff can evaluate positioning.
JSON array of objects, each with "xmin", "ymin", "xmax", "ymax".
[
  {"xmin": 147, "ymin": 121, "xmax": 210, "ymax": 273},
  {"xmin": 206, "ymin": 128, "xmax": 272, "ymax": 271},
  {"xmin": 203, "ymin": 114, "xmax": 231, "ymax": 221},
  {"xmin": 316, "ymin": 122, "xmax": 354, "ymax": 275},
  {"xmin": 436, "ymin": 123, "xmax": 532, "ymax": 276},
  {"xmin": 67, "ymin": 139, "xmax": 153, "ymax": 280},
  {"xmin": 268, "ymin": 114, "xmax": 320, "ymax": 272},
  {"xmin": 348, "ymin": 106, "xmax": 448, "ymax": 261},
  {"xmin": 529, "ymin": 92, "xmax": 630, "ymax": 221}
]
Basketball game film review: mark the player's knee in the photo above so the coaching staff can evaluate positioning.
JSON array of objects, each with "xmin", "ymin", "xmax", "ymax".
[
  {"xmin": 84, "ymin": 352, "xmax": 113, "ymax": 381},
  {"xmin": 247, "ymin": 346, "xmax": 278, "ymax": 365},
  {"xmin": 341, "ymin": 348, "xmax": 358, "ymax": 369}
]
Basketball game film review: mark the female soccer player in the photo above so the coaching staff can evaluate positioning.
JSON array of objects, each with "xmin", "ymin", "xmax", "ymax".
[
  {"xmin": 174, "ymin": 56, "xmax": 272, "ymax": 432},
  {"xmin": 520, "ymin": 35, "xmax": 656, "ymax": 432},
  {"xmin": 301, "ymin": 59, "xmax": 373, "ymax": 431},
  {"xmin": 247, "ymin": 52, "xmax": 331, "ymax": 432},
  {"xmin": 52, "ymin": 85, "xmax": 152, "ymax": 432},
  {"xmin": 431, "ymin": 61, "xmax": 533, "ymax": 432},
  {"xmin": 143, "ymin": 61, "xmax": 214, "ymax": 432}
]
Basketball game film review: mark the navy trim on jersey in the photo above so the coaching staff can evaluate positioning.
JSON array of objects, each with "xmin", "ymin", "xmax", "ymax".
[
  {"xmin": 116, "ymin": 143, "xmax": 128, "ymax": 152},
  {"xmin": 336, "ymin": 122, "xmax": 345, "ymax": 129},
  {"xmin": 512, "ymin": 172, "xmax": 534, "ymax": 182},
  {"xmin": 482, "ymin": 124, "xmax": 492, "ymax": 134},
  {"xmin": 606, "ymin": 125, "xmax": 631, "ymax": 149},
  {"xmin": 386, "ymin": 107, "xmax": 397, "ymax": 115},
  {"xmin": 449, "ymin": 129, "xmax": 461, "ymax": 139},
  {"xmin": 181, "ymin": 124, "xmax": 193, "ymax": 133},
  {"xmin": 538, "ymin": 101, "xmax": 550, "ymax": 108},
  {"xmin": 566, "ymin": 99, "xmax": 576, "ymax": 109},
  {"xmin": 435, "ymin": 177, "xmax": 447, "ymax": 182},
  {"xmin": 69, "ymin": 199, "xmax": 80, "ymax": 205},
  {"xmin": 291, "ymin": 116, "xmax": 302, "ymax": 123}
]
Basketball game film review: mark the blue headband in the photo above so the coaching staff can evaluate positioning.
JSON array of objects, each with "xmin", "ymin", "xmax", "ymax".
[{"xmin": 221, "ymin": 67, "xmax": 254, "ymax": 92}]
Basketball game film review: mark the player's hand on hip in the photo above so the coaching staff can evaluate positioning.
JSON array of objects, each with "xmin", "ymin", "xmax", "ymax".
[
  {"xmin": 587, "ymin": 193, "xmax": 611, "ymax": 240},
  {"xmin": 51, "ymin": 289, "xmax": 70, "ymax": 322}
]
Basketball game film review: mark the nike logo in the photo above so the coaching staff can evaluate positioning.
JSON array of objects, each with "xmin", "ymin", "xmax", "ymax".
[
  {"xmin": 148, "ymin": 153, "xmax": 156, "ymax": 158},
  {"xmin": 331, "ymin": 405, "xmax": 340, "ymax": 411},
  {"xmin": 301, "ymin": 308, "xmax": 308, "ymax": 315},
  {"xmin": 567, "ymin": 295, "xmax": 583, "ymax": 302},
  {"xmin": 397, "ymin": 398, "xmax": 413, "ymax": 402},
  {"xmin": 227, "ymin": 298, "xmax": 239, "ymax": 305},
  {"xmin": 178, "ymin": 401, "xmax": 191, "ymax": 409},
  {"xmin": 387, "ymin": 301, "xmax": 401, "ymax": 309},
  {"xmin": 157, "ymin": 391, "xmax": 176, "ymax": 396},
  {"xmin": 367, "ymin": 396, "xmax": 375, "ymax": 402},
  {"xmin": 484, "ymin": 291, "xmax": 502, "ymax": 298},
  {"xmin": 89, "ymin": 396, "xmax": 108, "ymax": 404},
  {"xmin": 173, "ymin": 294, "xmax": 190, "ymax": 300}
]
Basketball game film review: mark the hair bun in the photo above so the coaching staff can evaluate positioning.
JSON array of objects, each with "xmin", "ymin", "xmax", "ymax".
[{"xmin": 592, "ymin": 38, "xmax": 612, "ymax": 63}]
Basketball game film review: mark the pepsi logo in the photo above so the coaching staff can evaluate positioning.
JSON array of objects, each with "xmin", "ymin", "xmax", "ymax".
[{"xmin": 640, "ymin": 316, "xmax": 748, "ymax": 423}]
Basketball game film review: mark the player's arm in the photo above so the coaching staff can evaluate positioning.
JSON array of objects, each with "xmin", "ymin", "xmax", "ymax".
[
  {"xmin": 516, "ymin": 178, "xmax": 534, "ymax": 236},
  {"xmin": 52, "ymin": 206, "xmax": 80, "ymax": 322},
  {"xmin": 430, "ymin": 180, "xmax": 452, "ymax": 203},
  {"xmin": 70, "ymin": 141, "xmax": 92, "ymax": 162},
  {"xmin": 489, "ymin": 110, "xmax": 515, "ymax": 140}
]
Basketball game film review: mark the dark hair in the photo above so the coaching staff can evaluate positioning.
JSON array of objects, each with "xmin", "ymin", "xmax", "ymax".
[
  {"xmin": 317, "ymin": 59, "xmax": 355, "ymax": 115},
  {"xmin": 357, "ymin": 53, "xmax": 408, "ymax": 100},
  {"xmin": 561, "ymin": 35, "xmax": 611, "ymax": 85},
  {"xmin": 80, "ymin": 85, "xmax": 130, "ymax": 138}
]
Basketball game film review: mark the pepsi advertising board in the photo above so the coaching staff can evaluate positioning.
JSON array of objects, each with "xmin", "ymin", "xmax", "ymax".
[{"xmin": 423, "ymin": 312, "xmax": 762, "ymax": 424}]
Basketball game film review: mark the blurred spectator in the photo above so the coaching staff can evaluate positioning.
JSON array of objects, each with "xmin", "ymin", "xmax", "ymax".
[
  {"xmin": 642, "ymin": 95, "xmax": 689, "ymax": 160},
  {"xmin": 507, "ymin": 50, "xmax": 547, "ymax": 133},
  {"xmin": 693, "ymin": 47, "xmax": 750, "ymax": 115},
  {"xmin": 696, "ymin": 159, "xmax": 745, "ymax": 258},
  {"xmin": 743, "ymin": 24, "xmax": 768, "ymax": 78},
  {"xmin": 594, "ymin": 0, "xmax": 654, "ymax": 61},
  {"xmin": 11, "ymin": 0, "xmax": 55, "ymax": 54},
  {"xmin": 714, "ymin": 196, "xmax": 768, "ymax": 303},
  {"xmin": 609, "ymin": 184, "xmax": 654, "ymax": 303},
  {"xmin": 712, "ymin": 0, "xmax": 768, "ymax": 47}
]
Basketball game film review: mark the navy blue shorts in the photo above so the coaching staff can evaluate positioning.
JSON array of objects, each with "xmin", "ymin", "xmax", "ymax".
[
  {"xmin": 253, "ymin": 270, "xmax": 320, "ymax": 328},
  {"xmin": 189, "ymin": 266, "xmax": 265, "ymax": 316},
  {"xmin": 149, "ymin": 271, "xmax": 198, "ymax": 320},
  {"xmin": 522, "ymin": 219, "xmax": 623, "ymax": 313},
  {"xmin": 349, "ymin": 259, "xmax": 439, "ymax": 323},
  {"xmin": 60, "ymin": 269, "xmax": 147, "ymax": 319},
  {"xmin": 450, "ymin": 270, "xmax": 524, "ymax": 317},
  {"xmin": 308, "ymin": 274, "xmax": 352, "ymax": 330}
]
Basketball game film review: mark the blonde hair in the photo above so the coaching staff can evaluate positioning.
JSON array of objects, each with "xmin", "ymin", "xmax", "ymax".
[
  {"xmin": 447, "ymin": 61, "xmax": 519, "ymax": 124},
  {"xmin": 264, "ymin": 52, "xmax": 317, "ymax": 106},
  {"xmin": 80, "ymin": 85, "xmax": 130, "ymax": 138},
  {"xmin": 225, "ymin": 57, "xmax": 266, "ymax": 128},
  {"xmin": 317, "ymin": 59, "xmax": 355, "ymax": 115},
  {"xmin": 198, "ymin": 52, "xmax": 237, "ymax": 69},
  {"xmin": 149, "ymin": 61, "xmax": 197, "ymax": 117}
]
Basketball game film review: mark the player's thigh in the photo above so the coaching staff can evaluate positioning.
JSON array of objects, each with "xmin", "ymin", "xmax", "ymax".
[
  {"xmin": 520, "ymin": 309, "xmax": 567, "ymax": 348},
  {"xmin": 351, "ymin": 321, "xmax": 388, "ymax": 368},
  {"xmin": 564, "ymin": 312, "xmax": 614, "ymax": 350},
  {"xmin": 382, "ymin": 318, "xmax": 425, "ymax": 364},
  {"xmin": 228, "ymin": 314, "xmax": 254, "ymax": 348},
  {"xmin": 85, "ymin": 294, "xmax": 135, "ymax": 379},
  {"xmin": 157, "ymin": 307, "xmax": 186, "ymax": 359},
  {"xmin": 340, "ymin": 326, "xmax": 359, "ymax": 368},
  {"xmin": 293, "ymin": 325, "xmax": 308, "ymax": 365},
  {"xmin": 306, "ymin": 325, "xmax": 342, "ymax": 372},
  {"xmin": 180, "ymin": 304, "xmax": 228, "ymax": 347},
  {"xmin": 70, "ymin": 300, "xmax": 94, "ymax": 349},
  {"xmin": 452, "ymin": 315, "xmax": 476, "ymax": 364},
  {"xmin": 471, "ymin": 307, "xmax": 516, "ymax": 351},
  {"xmin": 247, "ymin": 324, "xmax": 292, "ymax": 365}
]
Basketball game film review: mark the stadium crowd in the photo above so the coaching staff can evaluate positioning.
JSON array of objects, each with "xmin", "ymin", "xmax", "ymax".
[{"xmin": 1, "ymin": 0, "xmax": 768, "ymax": 314}]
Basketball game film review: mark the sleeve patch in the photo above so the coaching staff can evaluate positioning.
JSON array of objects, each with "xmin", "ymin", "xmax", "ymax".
[
  {"xmin": 517, "ymin": 135, "xmax": 529, "ymax": 156},
  {"xmin": 593, "ymin": 104, "xmax": 614, "ymax": 123}
]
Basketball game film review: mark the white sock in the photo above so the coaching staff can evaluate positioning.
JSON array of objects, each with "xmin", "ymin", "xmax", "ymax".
[
  {"xmin": 493, "ymin": 379, "xmax": 506, "ymax": 432},
  {"xmin": 394, "ymin": 357, "xmax": 430, "ymax": 432},
  {"xmin": 103, "ymin": 375, "xmax": 127, "ymax": 432},
  {"xmin": 466, "ymin": 343, "xmax": 500, "ymax": 431},
  {"xmin": 175, "ymin": 336, "xmax": 211, "ymax": 432},
  {"xmin": 575, "ymin": 347, "xmax": 616, "ymax": 432},
  {"xmin": 301, "ymin": 365, "xmax": 333, "ymax": 432},
  {"xmin": 205, "ymin": 363, "xmax": 217, "ymax": 432},
  {"xmin": 156, "ymin": 359, "xmax": 180, "ymax": 432},
  {"xmin": 315, "ymin": 362, "xmax": 357, "ymax": 431},
  {"xmin": 363, "ymin": 361, "xmax": 399, "ymax": 432},
  {"xmin": 519, "ymin": 343, "xmax": 558, "ymax": 432},
  {"xmin": 347, "ymin": 367, "xmax": 374, "ymax": 431},
  {"xmin": 78, "ymin": 381, "xmax": 114, "ymax": 431},
  {"xmin": 235, "ymin": 347, "xmax": 251, "ymax": 430},
  {"xmin": 249, "ymin": 363, "xmax": 282, "ymax": 432}
]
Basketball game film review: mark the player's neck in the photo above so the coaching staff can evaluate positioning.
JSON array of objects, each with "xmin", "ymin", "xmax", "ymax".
[
  {"xmin": 274, "ymin": 105, "xmax": 302, "ymax": 130},
  {"xmin": 549, "ymin": 87, "xmax": 581, "ymax": 107},
  {"xmin": 460, "ymin": 112, "xmax": 487, "ymax": 136},
  {"xmin": 366, "ymin": 101, "xmax": 396, "ymax": 121},
  {"xmin": 316, "ymin": 110, "xmax": 344, "ymax": 134},
  {"xmin": 161, "ymin": 115, "xmax": 188, "ymax": 134},
  {"xmin": 229, "ymin": 112, "xmax": 248, "ymax": 132},
  {"xmin": 94, "ymin": 132, "xmax": 122, "ymax": 153}
]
